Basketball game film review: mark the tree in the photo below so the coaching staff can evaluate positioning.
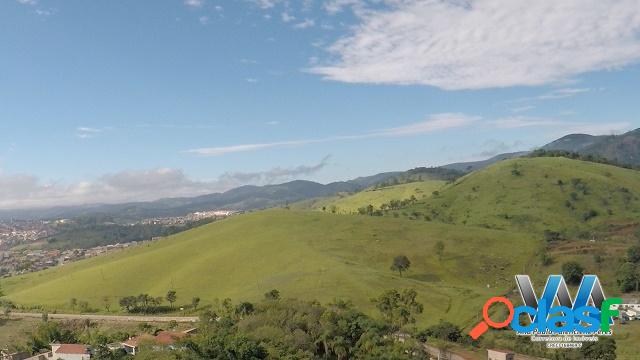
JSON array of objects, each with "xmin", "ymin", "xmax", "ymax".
[
  {"xmin": 418, "ymin": 321, "xmax": 462, "ymax": 343},
  {"xmin": 119, "ymin": 296, "xmax": 137, "ymax": 312},
  {"xmin": 191, "ymin": 297, "xmax": 200, "ymax": 310},
  {"xmin": 264, "ymin": 289, "xmax": 280, "ymax": 301},
  {"xmin": 593, "ymin": 254, "xmax": 604, "ymax": 270},
  {"xmin": 1, "ymin": 300, "xmax": 12, "ymax": 318},
  {"xmin": 434, "ymin": 241, "xmax": 445, "ymax": 261},
  {"xmin": 390, "ymin": 255, "xmax": 411, "ymax": 277},
  {"xmin": 235, "ymin": 302, "xmax": 255, "ymax": 318},
  {"xmin": 102, "ymin": 296, "xmax": 111, "ymax": 312},
  {"xmin": 166, "ymin": 290, "xmax": 177, "ymax": 309},
  {"xmin": 628, "ymin": 245, "xmax": 640, "ymax": 263},
  {"xmin": 540, "ymin": 251, "xmax": 552, "ymax": 266},
  {"xmin": 562, "ymin": 261, "xmax": 584, "ymax": 285},
  {"xmin": 581, "ymin": 337, "xmax": 616, "ymax": 360},
  {"xmin": 137, "ymin": 294, "xmax": 152, "ymax": 313},
  {"xmin": 372, "ymin": 289, "xmax": 423, "ymax": 328},
  {"xmin": 617, "ymin": 262, "xmax": 639, "ymax": 293}
]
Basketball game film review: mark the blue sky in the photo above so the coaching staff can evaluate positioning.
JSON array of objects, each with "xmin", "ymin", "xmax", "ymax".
[{"xmin": 1, "ymin": 0, "xmax": 639, "ymax": 208}]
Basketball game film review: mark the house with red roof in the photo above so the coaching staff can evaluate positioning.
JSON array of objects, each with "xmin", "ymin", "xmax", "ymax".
[{"xmin": 122, "ymin": 329, "xmax": 196, "ymax": 355}]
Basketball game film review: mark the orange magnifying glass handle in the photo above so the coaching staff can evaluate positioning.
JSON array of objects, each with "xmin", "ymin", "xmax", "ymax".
[{"xmin": 469, "ymin": 321, "xmax": 489, "ymax": 340}]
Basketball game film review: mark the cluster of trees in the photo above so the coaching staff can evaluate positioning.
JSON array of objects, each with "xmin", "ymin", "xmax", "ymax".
[
  {"xmin": 132, "ymin": 290, "xmax": 429, "ymax": 360},
  {"xmin": 118, "ymin": 290, "xmax": 181, "ymax": 314},
  {"xmin": 373, "ymin": 168, "xmax": 461, "ymax": 189},
  {"xmin": 19, "ymin": 290, "xmax": 430, "ymax": 359},
  {"xmin": 356, "ymin": 196, "xmax": 421, "ymax": 217}
]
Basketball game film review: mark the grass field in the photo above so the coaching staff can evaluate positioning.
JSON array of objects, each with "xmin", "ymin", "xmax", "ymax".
[
  {"xmin": 293, "ymin": 180, "xmax": 445, "ymax": 214},
  {"xmin": 2, "ymin": 209, "xmax": 538, "ymax": 327}
]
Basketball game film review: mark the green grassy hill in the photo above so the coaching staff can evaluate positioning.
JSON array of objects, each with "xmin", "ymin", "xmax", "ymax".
[
  {"xmin": 2, "ymin": 209, "xmax": 537, "ymax": 327},
  {"xmin": 399, "ymin": 157, "xmax": 640, "ymax": 235},
  {"xmin": 294, "ymin": 180, "xmax": 445, "ymax": 214}
]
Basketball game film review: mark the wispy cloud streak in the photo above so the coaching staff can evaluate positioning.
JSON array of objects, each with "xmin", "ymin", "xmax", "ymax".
[{"xmin": 186, "ymin": 113, "xmax": 479, "ymax": 156}]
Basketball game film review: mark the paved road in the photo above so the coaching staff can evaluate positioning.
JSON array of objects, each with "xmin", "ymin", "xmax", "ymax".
[{"xmin": 9, "ymin": 312, "xmax": 199, "ymax": 323}]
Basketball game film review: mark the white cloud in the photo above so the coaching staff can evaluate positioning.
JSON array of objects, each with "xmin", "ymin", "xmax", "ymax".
[
  {"xmin": 184, "ymin": 0, "xmax": 204, "ymax": 8},
  {"xmin": 187, "ymin": 113, "xmax": 478, "ymax": 156},
  {"xmin": 489, "ymin": 117, "xmax": 560, "ymax": 129},
  {"xmin": 252, "ymin": 0, "xmax": 282, "ymax": 9},
  {"xmin": 0, "ymin": 157, "xmax": 331, "ymax": 209},
  {"xmin": 324, "ymin": 0, "xmax": 366, "ymax": 14},
  {"xmin": 245, "ymin": 78, "xmax": 259, "ymax": 83},
  {"xmin": 474, "ymin": 140, "xmax": 526, "ymax": 158},
  {"xmin": 199, "ymin": 16, "xmax": 209, "ymax": 25},
  {"xmin": 76, "ymin": 127, "xmax": 105, "ymax": 139},
  {"xmin": 294, "ymin": 18, "xmax": 315, "ymax": 29},
  {"xmin": 535, "ymin": 88, "xmax": 592, "ymax": 100},
  {"xmin": 35, "ymin": 8, "xmax": 53, "ymax": 16},
  {"xmin": 488, "ymin": 117, "xmax": 632, "ymax": 135},
  {"xmin": 311, "ymin": 0, "xmax": 640, "ymax": 90},
  {"xmin": 555, "ymin": 122, "xmax": 631, "ymax": 136},
  {"xmin": 281, "ymin": 12, "xmax": 295, "ymax": 22},
  {"xmin": 510, "ymin": 105, "xmax": 535, "ymax": 113},
  {"xmin": 373, "ymin": 113, "xmax": 479, "ymax": 136},
  {"xmin": 16, "ymin": 0, "xmax": 37, "ymax": 5}
]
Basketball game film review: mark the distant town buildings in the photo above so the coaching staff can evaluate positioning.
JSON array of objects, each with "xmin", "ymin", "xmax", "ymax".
[{"xmin": 139, "ymin": 210, "xmax": 236, "ymax": 225}]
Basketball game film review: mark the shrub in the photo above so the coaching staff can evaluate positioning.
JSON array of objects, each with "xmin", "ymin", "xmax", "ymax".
[
  {"xmin": 628, "ymin": 246, "xmax": 640, "ymax": 263},
  {"xmin": 562, "ymin": 261, "xmax": 584, "ymax": 285},
  {"xmin": 543, "ymin": 230, "xmax": 563, "ymax": 243},
  {"xmin": 582, "ymin": 209, "xmax": 598, "ymax": 222},
  {"xmin": 417, "ymin": 321, "xmax": 462, "ymax": 343}
]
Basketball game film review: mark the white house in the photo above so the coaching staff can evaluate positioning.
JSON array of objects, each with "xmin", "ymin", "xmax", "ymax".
[{"xmin": 487, "ymin": 349, "xmax": 515, "ymax": 360}]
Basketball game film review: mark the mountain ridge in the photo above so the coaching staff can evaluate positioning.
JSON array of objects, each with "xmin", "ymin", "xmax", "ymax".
[{"xmin": 2, "ymin": 128, "xmax": 637, "ymax": 221}]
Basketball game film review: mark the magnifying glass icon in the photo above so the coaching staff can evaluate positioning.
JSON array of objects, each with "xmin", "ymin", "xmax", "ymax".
[{"xmin": 469, "ymin": 296, "xmax": 514, "ymax": 340}]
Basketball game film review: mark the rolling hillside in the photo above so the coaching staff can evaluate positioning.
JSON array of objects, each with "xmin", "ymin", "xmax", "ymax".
[
  {"xmin": 2, "ymin": 209, "xmax": 538, "ymax": 327},
  {"xmin": 293, "ymin": 180, "xmax": 445, "ymax": 214},
  {"xmin": 405, "ymin": 157, "xmax": 640, "ymax": 235}
]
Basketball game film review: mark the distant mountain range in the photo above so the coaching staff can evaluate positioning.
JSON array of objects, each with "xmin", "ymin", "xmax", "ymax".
[
  {"xmin": 0, "ymin": 169, "xmax": 456, "ymax": 221},
  {"xmin": 440, "ymin": 152, "xmax": 529, "ymax": 172},
  {"xmin": 542, "ymin": 128, "xmax": 640, "ymax": 165},
  {"xmin": 1, "ymin": 128, "xmax": 637, "ymax": 221},
  {"xmin": 441, "ymin": 128, "xmax": 640, "ymax": 173}
]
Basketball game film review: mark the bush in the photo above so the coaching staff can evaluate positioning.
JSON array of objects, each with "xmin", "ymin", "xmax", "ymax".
[
  {"xmin": 543, "ymin": 230, "xmax": 563, "ymax": 243},
  {"xmin": 617, "ymin": 262, "xmax": 639, "ymax": 293},
  {"xmin": 582, "ymin": 209, "xmax": 598, "ymax": 222},
  {"xmin": 562, "ymin": 261, "xmax": 584, "ymax": 285},
  {"xmin": 628, "ymin": 246, "xmax": 640, "ymax": 263},
  {"xmin": 540, "ymin": 251, "xmax": 552, "ymax": 266},
  {"xmin": 417, "ymin": 321, "xmax": 462, "ymax": 343}
]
